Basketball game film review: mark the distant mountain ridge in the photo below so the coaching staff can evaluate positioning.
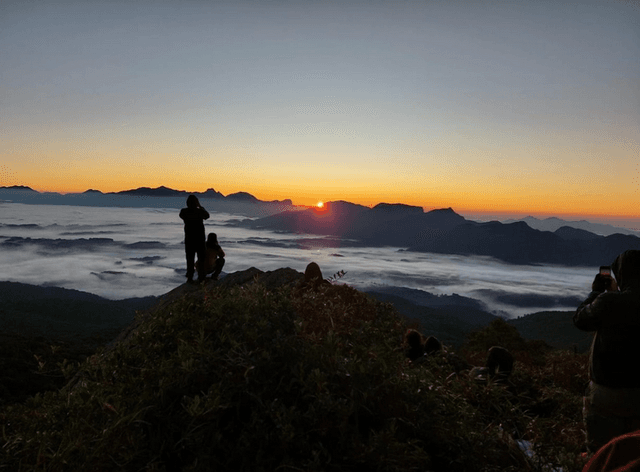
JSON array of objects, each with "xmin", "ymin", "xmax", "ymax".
[
  {"xmin": 0, "ymin": 185, "xmax": 295, "ymax": 217},
  {"xmin": 236, "ymin": 202, "xmax": 640, "ymax": 266},
  {"xmin": 0, "ymin": 185, "xmax": 290, "ymax": 204},
  {"xmin": 506, "ymin": 215, "xmax": 638, "ymax": 237},
  {"xmin": 0, "ymin": 281, "xmax": 157, "ymax": 341}
]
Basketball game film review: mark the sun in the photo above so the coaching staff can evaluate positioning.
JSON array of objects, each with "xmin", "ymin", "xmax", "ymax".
[{"xmin": 317, "ymin": 201, "xmax": 324, "ymax": 208}]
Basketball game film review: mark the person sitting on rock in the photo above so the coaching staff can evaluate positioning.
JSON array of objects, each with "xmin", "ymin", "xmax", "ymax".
[{"xmin": 197, "ymin": 232, "xmax": 225, "ymax": 280}]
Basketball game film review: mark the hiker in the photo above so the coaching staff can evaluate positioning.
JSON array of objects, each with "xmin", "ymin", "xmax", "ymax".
[
  {"xmin": 424, "ymin": 335, "xmax": 443, "ymax": 356},
  {"xmin": 469, "ymin": 346, "xmax": 514, "ymax": 384},
  {"xmin": 197, "ymin": 232, "xmax": 225, "ymax": 280},
  {"xmin": 297, "ymin": 262, "xmax": 331, "ymax": 291},
  {"xmin": 574, "ymin": 250, "xmax": 640, "ymax": 453},
  {"xmin": 404, "ymin": 329, "xmax": 426, "ymax": 361},
  {"xmin": 179, "ymin": 195, "xmax": 209, "ymax": 283}
]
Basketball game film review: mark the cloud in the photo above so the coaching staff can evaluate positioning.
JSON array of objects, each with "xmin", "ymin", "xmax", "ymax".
[
  {"xmin": 0, "ymin": 204, "xmax": 596, "ymax": 315},
  {"xmin": 470, "ymin": 289, "xmax": 582, "ymax": 309}
]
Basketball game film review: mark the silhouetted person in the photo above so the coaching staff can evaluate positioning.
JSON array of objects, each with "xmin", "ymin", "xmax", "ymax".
[
  {"xmin": 424, "ymin": 335, "xmax": 443, "ymax": 356},
  {"xmin": 404, "ymin": 329, "xmax": 425, "ymax": 362},
  {"xmin": 197, "ymin": 233, "xmax": 225, "ymax": 280},
  {"xmin": 179, "ymin": 195, "xmax": 209, "ymax": 283},
  {"xmin": 297, "ymin": 262, "xmax": 331, "ymax": 291},
  {"xmin": 470, "ymin": 346, "xmax": 513, "ymax": 384},
  {"xmin": 486, "ymin": 346, "xmax": 514, "ymax": 380},
  {"xmin": 574, "ymin": 250, "xmax": 640, "ymax": 453}
]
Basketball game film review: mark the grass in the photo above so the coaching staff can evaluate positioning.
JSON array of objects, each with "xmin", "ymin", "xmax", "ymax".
[{"xmin": 0, "ymin": 280, "xmax": 589, "ymax": 471}]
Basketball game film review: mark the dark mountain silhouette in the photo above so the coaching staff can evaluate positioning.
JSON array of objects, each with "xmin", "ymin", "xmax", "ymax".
[
  {"xmin": 240, "ymin": 202, "xmax": 467, "ymax": 247},
  {"xmin": 408, "ymin": 220, "xmax": 640, "ymax": 265},
  {"xmin": 509, "ymin": 311, "xmax": 593, "ymax": 353},
  {"xmin": 0, "ymin": 281, "xmax": 157, "ymax": 341},
  {"xmin": 1, "ymin": 275, "xmax": 585, "ymax": 354},
  {"xmin": 554, "ymin": 226, "xmax": 601, "ymax": 241},
  {"xmin": 114, "ymin": 186, "xmax": 178, "ymax": 197},
  {"xmin": 0, "ymin": 185, "xmax": 294, "ymax": 216},
  {"xmin": 225, "ymin": 191, "xmax": 260, "ymax": 202},
  {"xmin": 507, "ymin": 215, "xmax": 638, "ymax": 237},
  {"xmin": 0, "ymin": 185, "xmax": 36, "ymax": 191},
  {"xmin": 238, "ymin": 203, "xmax": 640, "ymax": 266},
  {"xmin": 365, "ymin": 287, "xmax": 497, "ymax": 347},
  {"xmin": 112, "ymin": 186, "xmax": 219, "ymax": 198},
  {"xmin": 408, "ymin": 221, "xmax": 571, "ymax": 265},
  {"xmin": 371, "ymin": 202, "xmax": 424, "ymax": 214}
]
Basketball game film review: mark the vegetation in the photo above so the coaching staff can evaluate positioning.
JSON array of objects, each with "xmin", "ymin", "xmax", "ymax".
[{"xmin": 0, "ymin": 279, "xmax": 590, "ymax": 471}]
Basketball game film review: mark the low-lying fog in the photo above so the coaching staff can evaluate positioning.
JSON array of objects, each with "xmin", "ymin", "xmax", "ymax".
[{"xmin": 0, "ymin": 203, "xmax": 598, "ymax": 318}]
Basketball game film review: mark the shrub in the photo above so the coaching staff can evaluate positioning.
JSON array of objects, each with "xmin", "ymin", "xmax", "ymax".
[{"xmin": 1, "ymin": 281, "xmax": 589, "ymax": 471}]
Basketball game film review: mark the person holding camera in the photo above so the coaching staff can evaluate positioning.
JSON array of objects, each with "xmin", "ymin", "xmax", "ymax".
[
  {"xmin": 574, "ymin": 250, "xmax": 640, "ymax": 453},
  {"xmin": 179, "ymin": 195, "xmax": 210, "ymax": 283}
]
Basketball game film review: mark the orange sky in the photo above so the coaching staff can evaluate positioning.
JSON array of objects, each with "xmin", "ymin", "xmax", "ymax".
[{"xmin": 2, "ymin": 1, "xmax": 639, "ymax": 222}]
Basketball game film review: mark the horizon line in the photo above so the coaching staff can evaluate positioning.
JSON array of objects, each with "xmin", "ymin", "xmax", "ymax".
[{"xmin": 3, "ymin": 183, "xmax": 640, "ymax": 225}]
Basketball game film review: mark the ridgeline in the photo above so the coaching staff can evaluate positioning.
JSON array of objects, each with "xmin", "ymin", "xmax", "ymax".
[{"xmin": 0, "ymin": 269, "xmax": 590, "ymax": 471}]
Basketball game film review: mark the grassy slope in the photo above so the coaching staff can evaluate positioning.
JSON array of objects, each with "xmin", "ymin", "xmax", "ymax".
[{"xmin": 0, "ymin": 280, "xmax": 589, "ymax": 471}]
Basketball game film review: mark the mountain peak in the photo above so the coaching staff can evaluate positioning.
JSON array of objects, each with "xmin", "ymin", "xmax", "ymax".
[
  {"xmin": 0, "ymin": 185, "xmax": 37, "ymax": 192},
  {"xmin": 372, "ymin": 203, "xmax": 424, "ymax": 214}
]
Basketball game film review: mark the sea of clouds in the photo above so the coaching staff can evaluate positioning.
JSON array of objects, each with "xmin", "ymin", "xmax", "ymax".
[{"xmin": 0, "ymin": 202, "xmax": 598, "ymax": 318}]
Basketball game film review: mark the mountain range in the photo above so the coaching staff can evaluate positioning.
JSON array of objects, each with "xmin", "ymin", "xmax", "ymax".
[
  {"xmin": 236, "ymin": 200, "xmax": 640, "ymax": 266},
  {"xmin": 3, "ymin": 185, "xmax": 639, "ymax": 266},
  {"xmin": 0, "ymin": 185, "xmax": 295, "ymax": 217},
  {"xmin": 0, "ymin": 184, "xmax": 291, "ymax": 203}
]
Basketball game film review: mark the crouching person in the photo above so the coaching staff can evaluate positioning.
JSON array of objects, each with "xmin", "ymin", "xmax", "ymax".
[
  {"xmin": 197, "ymin": 233, "xmax": 226, "ymax": 281},
  {"xmin": 574, "ymin": 250, "xmax": 640, "ymax": 453}
]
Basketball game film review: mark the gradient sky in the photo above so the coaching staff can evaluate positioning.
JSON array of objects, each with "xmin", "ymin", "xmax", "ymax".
[{"xmin": 2, "ymin": 0, "xmax": 639, "ymax": 218}]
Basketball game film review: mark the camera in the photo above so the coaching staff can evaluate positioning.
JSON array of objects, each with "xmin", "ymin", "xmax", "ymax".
[{"xmin": 599, "ymin": 266, "xmax": 611, "ymax": 276}]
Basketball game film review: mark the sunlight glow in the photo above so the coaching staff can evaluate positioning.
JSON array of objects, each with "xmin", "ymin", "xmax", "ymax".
[{"xmin": 317, "ymin": 201, "xmax": 324, "ymax": 208}]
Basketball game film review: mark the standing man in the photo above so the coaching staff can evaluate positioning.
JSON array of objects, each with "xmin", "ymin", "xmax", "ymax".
[
  {"xmin": 179, "ymin": 195, "xmax": 209, "ymax": 283},
  {"xmin": 574, "ymin": 250, "xmax": 640, "ymax": 453}
]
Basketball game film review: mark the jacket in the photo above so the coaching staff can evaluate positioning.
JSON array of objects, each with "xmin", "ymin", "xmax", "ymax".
[
  {"xmin": 574, "ymin": 250, "xmax": 640, "ymax": 389},
  {"xmin": 179, "ymin": 206, "xmax": 210, "ymax": 242}
]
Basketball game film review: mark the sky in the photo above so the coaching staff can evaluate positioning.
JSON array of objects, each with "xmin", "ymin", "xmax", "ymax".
[{"xmin": 2, "ymin": 0, "xmax": 639, "ymax": 219}]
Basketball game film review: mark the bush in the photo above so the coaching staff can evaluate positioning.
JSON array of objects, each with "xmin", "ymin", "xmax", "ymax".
[{"xmin": 1, "ymin": 281, "xmax": 589, "ymax": 471}]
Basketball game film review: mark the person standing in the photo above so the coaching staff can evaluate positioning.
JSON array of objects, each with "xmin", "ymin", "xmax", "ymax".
[
  {"xmin": 574, "ymin": 250, "xmax": 640, "ymax": 453},
  {"xmin": 179, "ymin": 195, "xmax": 209, "ymax": 283}
]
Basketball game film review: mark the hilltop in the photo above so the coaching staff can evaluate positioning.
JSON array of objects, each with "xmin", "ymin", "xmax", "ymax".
[{"xmin": 0, "ymin": 269, "xmax": 590, "ymax": 471}]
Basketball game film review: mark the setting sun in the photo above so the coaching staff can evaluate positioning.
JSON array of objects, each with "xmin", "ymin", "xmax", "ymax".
[{"xmin": 317, "ymin": 201, "xmax": 324, "ymax": 208}]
